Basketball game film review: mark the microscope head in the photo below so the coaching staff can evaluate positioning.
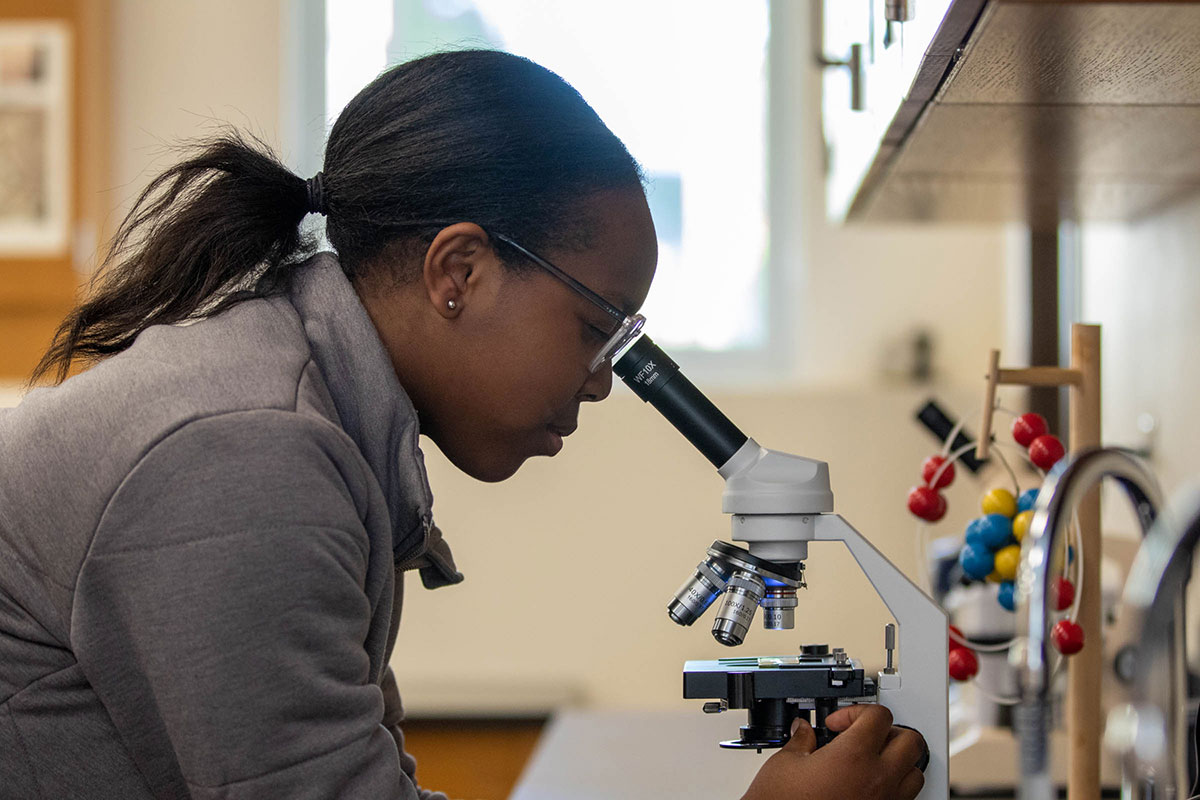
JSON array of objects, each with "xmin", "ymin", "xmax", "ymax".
[{"xmin": 613, "ymin": 335, "xmax": 828, "ymax": 645}]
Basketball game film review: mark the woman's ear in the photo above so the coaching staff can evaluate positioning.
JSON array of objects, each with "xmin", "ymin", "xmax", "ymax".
[{"xmin": 422, "ymin": 223, "xmax": 498, "ymax": 318}]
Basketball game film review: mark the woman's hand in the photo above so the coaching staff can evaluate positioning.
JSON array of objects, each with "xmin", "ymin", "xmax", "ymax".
[{"xmin": 741, "ymin": 704, "xmax": 927, "ymax": 800}]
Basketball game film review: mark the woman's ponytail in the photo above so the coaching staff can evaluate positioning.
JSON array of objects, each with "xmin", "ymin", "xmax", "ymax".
[{"xmin": 32, "ymin": 130, "xmax": 316, "ymax": 384}]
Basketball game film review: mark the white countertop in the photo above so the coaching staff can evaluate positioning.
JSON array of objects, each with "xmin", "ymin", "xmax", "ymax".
[
  {"xmin": 510, "ymin": 710, "xmax": 1114, "ymax": 798},
  {"xmin": 509, "ymin": 709, "xmax": 769, "ymax": 800}
]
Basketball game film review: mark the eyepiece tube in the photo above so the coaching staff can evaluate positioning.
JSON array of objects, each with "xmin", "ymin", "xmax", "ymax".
[{"xmin": 613, "ymin": 335, "xmax": 749, "ymax": 469}]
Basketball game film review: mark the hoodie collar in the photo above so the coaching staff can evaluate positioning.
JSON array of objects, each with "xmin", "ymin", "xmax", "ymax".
[{"xmin": 287, "ymin": 252, "xmax": 462, "ymax": 589}]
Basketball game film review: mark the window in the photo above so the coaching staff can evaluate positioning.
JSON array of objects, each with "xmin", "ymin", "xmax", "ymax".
[{"xmin": 321, "ymin": 0, "xmax": 772, "ymax": 363}]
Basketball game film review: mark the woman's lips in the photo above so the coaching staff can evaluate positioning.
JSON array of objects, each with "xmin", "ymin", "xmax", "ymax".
[{"xmin": 545, "ymin": 423, "xmax": 577, "ymax": 455}]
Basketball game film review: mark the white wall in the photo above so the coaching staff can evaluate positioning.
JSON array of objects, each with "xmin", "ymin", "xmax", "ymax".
[
  {"xmin": 796, "ymin": 223, "xmax": 1008, "ymax": 387},
  {"xmin": 1080, "ymin": 194, "xmax": 1200, "ymax": 504},
  {"xmin": 110, "ymin": 1, "xmax": 284, "ymax": 216},
  {"xmin": 1077, "ymin": 192, "xmax": 1200, "ymax": 667},
  {"xmin": 772, "ymin": 0, "xmax": 1009, "ymax": 390},
  {"xmin": 102, "ymin": 1, "xmax": 1010, "ymax": 714}
]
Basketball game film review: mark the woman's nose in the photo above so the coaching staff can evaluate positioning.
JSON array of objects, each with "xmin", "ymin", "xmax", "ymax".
[{"xmin": 578, "ymin": 361, "xmax": 613, "ymax": 403}]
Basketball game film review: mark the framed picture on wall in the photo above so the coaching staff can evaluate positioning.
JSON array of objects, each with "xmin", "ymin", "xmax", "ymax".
[{"xmin": 0, "ymin": 21, "xmax": 70, "ymax": 257}]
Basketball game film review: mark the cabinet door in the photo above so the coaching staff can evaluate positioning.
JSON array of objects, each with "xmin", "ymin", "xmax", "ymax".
[
  {"xmin": 0, "ymin": 0, "xmax": 109, "ymax": 382},
  {"xmin": 822, "ymin": 0, "xmax": 955, "ymax": 220}
]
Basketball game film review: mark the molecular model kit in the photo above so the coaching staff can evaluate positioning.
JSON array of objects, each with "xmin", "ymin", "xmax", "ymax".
[{"xmin": 906, "ymin": 410, "xmax": 1084, "ymax": 684}]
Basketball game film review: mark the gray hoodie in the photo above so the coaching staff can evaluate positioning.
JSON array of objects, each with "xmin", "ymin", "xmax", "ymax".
[{"xmin": 0, "ymin": 253, "xmax": 462, "ymax": 799}]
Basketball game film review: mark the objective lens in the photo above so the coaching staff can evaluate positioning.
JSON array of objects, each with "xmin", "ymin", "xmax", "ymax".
[
  {"xmin": 712, "ymin": 570, "xmax": 766, "ymax": 646},
  {"xmin": 667, "ymin": 558, "xmax": 731, "ymax": 626},
  {"xmin": 761, "ymin": 587, "xmax": 798, "ymax": 630}
]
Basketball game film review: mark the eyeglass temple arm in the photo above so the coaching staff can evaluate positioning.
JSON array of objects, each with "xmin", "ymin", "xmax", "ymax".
[
  {"xmin": 613, "ymin": 335, "xmax": 748, "ymax": 469},
  {"xmin": 493, "ymin": 233, "xmax": 627, "ymax": 322}
]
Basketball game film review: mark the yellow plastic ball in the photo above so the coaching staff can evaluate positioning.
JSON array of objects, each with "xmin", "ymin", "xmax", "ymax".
[
  {"xmin": 986, "ymin": 569, "xmax": 1004, "ymax": 583},
  {"xmin": 982, "ymin": 488, "xmax": 1017, "ymax": 518},
  {"xmin": 1013, "ymin": 510, "xmax": 1034, "ymax": 542},
  {"xmin": 994, "ymin": 544, "xmax": 1021, "ymax": 581}
]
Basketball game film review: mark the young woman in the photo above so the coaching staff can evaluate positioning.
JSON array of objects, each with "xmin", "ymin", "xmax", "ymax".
[{"xmin": 0, "ymin": 50, "xmax": 925, "ymax": 799}]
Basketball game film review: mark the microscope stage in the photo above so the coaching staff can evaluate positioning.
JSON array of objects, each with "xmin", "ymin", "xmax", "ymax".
[
  {"xmin": 683, "ymin": 648, "xmax": 879, "ymax": 752},
  {"xmin": 684, "ymin": 651, "xmax": 875, "ymax": 703}
]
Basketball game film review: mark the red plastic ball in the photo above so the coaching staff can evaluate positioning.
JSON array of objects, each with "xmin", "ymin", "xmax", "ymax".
[
  {"xmin": 1052, "ymin": 577, "xmax": 1076, "ymax": 612},
  {"xmin": 1029, "ymin": 435, "xmax": 1066, "ymax": 471},
  {"xmin": 907, "ymin": 486, "xmax": 947, "ymax": 522},
  {"xmin": 931, "ymin": 493, "xmax": 947, "ymax": 521},
  {"xmin": 1051, "ymin": 619, "xmax": 1085, "ymax": 655},
  {"xmin": 922, "ymin": 455, "xmax": 956, "ymax": 490},
  {"xmin": 1012, "ymin": 413, "xmax": 1049, "ymax": 447},
  {"xmin": 948, "ymin": 647, "xmax": 979, "ymax": 681},
  {"xmin": 948, "ymin": 624, "xmax": 968, "ymax": 652}
]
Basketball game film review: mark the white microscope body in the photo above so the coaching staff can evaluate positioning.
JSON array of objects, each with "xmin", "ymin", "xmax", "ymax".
[
  {"xmin": 612, "ymin": 334, "xmax": 948, "ymax": 798},
  {"xmin": 720, "ymin": 441, "xmax": 950, "ymax": 800}
]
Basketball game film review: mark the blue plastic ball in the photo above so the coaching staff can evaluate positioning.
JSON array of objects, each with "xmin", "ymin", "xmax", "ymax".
[
  {"xmin": 1018, "ymin": 488, "xmax": 1039, "ymax": 513},
  {"xmin": 979, "ymin": 514, "xmax": 1014, "ymax": 549},
  {"xmin": 965, "ymin": 517, "xmax": 989, "ymax": 547},
  {"xmin": 998, "ymin": 581, "xmax": 1017, "ymax": 612},
  {"xmin": 960, "ymin": 543, "xmax": 995, "ymax": 581}
]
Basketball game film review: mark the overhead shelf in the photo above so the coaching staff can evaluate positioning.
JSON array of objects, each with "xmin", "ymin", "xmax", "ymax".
[{"xmin": 837, "ymin": 1, "xmax": 1200, "ymax": 225}]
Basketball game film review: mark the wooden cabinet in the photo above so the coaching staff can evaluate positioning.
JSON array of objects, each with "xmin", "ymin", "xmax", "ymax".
[
  {"xmin": 822, "ymin": 0, "xmax": 978, "ymax": 219},
  {"xmin": 0, "ymin": 0, "xmax": 110, "ymax": 382},
  {"xmin": 825, "ymin": 0, "xmax": 1200, "ymax": 225}
]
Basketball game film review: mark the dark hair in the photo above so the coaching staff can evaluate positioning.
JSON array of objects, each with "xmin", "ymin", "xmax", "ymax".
[{"xmin": 33, "ymin": 49, "xmax": 644, "ymax": 384}]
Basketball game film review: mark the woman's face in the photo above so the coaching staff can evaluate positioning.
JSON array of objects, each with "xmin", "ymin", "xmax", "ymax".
[{"xmin": 362, "ymin": 187, "xmax": 658, "ymax": 482}]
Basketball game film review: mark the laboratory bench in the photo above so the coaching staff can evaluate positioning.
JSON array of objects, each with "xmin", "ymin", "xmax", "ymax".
[{"xmin": 408, "ymin": 708, "xmax": 1095, "ymax": 799}]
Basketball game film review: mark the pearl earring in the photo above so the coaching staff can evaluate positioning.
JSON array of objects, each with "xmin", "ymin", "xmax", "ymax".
[{"xmin": 447, "ymin": 299, "xmax": 458, "ymax": 310}]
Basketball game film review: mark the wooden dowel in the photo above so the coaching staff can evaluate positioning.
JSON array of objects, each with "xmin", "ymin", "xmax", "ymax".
[
  {"xmin": 1066, "ymin": 324, "xmax": 1102, "ymax": 800},
  {"xmin": 977, "ymin": 329, "xmax": 1103, "ymax": 799},
  {"xmin": 996, "ymin": 367, "xmax": 1083, "ymax": 387},
  {"xmin": 976, "ymin": 350, "xmax": 1000, "ymax": 459}
]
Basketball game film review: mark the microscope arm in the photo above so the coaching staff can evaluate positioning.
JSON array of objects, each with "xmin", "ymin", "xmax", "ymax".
[{"xmin": 812, "ymin": 514, "xmax": 949, "ymax": 800}]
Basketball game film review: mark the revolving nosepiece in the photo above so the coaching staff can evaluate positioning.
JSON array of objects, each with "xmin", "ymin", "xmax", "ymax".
[{"xmin": 666, "ymin": 541, "xmax": 805, "ymax": 645}]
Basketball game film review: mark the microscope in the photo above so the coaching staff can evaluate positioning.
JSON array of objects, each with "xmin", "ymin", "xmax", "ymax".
[{"xmin": 613, "ymin": 335, "xmax": 947, "ymax": 798}]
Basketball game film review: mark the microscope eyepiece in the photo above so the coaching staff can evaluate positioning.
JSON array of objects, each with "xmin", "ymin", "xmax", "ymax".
[{"xmin": 613, "ymin": 335, "xmax": 748, "ymax": 469}]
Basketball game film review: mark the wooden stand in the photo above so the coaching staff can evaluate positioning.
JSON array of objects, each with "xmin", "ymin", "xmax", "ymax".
[{"xmin": 975, "ymin": 323, "xmax": 1102, "ymax": 800}]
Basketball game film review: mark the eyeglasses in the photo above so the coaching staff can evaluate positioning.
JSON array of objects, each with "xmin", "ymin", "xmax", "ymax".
[{"xmin": 492, "ymin": 233, "xmax": 646, "ymax": 373}]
